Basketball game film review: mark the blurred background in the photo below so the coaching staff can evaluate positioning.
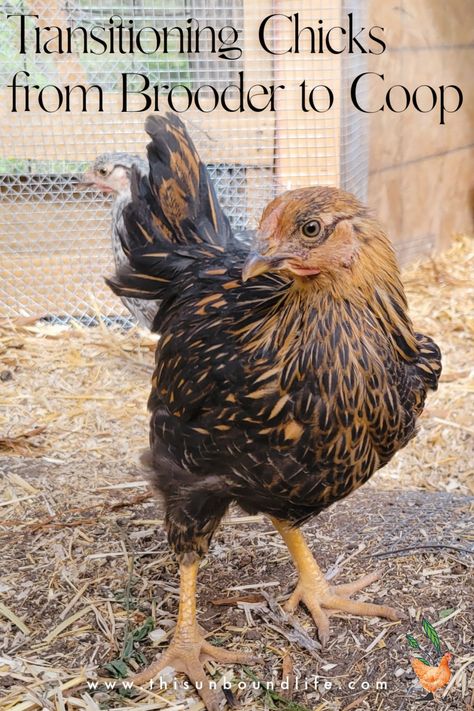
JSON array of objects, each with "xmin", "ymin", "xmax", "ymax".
[{"xmin": 0, "ymin": 0, "xmax": 472, "ymax": 324}]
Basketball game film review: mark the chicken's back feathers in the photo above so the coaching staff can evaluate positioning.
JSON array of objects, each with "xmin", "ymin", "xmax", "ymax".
[
  {"xmin": 109, "ymin": 157, "xmax": 156, "ymax": 328},
  {"xmin": 108, "ymin": 112, "xmax": 242, "ymax": 317}
]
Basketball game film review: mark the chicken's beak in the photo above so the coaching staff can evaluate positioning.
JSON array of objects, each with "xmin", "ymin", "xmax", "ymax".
[
  {"xmin": 241, "ymin": 252, "xmax": 274, "ymax": 282},
  {"xmin": 242, "ymin": 251, "xmax": 294, "ymax": 282},
  {"xmin": 76, "ymin": 171, "xmax": 95, "ymax": 189}
]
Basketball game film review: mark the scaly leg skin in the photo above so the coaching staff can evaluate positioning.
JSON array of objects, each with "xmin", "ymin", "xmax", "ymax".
[
  {"xmin": 131, "ymin": 558, "xmax": 257, "ymax": 711},
  {"xmin": 271, "ymin": 518, "xmax": 400, "ymax": 645}
]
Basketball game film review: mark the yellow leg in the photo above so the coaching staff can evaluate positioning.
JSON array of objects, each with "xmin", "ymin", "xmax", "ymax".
[
  {"xmin": 132, "ymin": 558, "xmax": 256, "ymax": 711},
  {"xmin": 271, "ymin": 518, "xmax": 400, "ymax": 645}
]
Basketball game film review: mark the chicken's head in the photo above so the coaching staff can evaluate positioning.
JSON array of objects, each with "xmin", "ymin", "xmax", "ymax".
[
  {"xmin": 242, "ymin": 186, "xmax": 392, "ymax": 289},
  {"xmin": 80, "ymin": 153, "xmax": 140, "ymax": 196}
]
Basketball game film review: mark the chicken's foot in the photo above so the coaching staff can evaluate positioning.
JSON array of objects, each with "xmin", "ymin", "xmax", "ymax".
[
  {"xmin": 271, "ymin": 518, "xmax": 400, "ymax": 645},
  {"xmin": 131, "ymin": 559, "xmax": 256, "ymax": 711}
]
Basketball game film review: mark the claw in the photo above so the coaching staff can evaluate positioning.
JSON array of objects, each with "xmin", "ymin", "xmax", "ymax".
[
  {"xmin": 132, "ymin": 627, "xmax": 257, "ymax": 711},
  {"xmin": 271, "ymin": 519, "xmax": 401, "ymax": 645},
  {"xmin": 284, "ymin": 570, "xmax": 400, "ymax": 644}
]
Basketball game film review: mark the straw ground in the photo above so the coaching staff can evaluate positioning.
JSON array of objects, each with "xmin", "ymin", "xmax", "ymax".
[{"xmin": 1, "ymin": 236, "xmax": 473, "ymax": 711}]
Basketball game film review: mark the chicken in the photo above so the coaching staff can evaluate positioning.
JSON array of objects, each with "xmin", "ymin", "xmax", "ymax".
[
  {"xmin": 106, "ymin": 115, "xmax": 442, "ymax": 711},
  {"xmin": 82, "ymin": 136, "xmax": 252, "ymax": 329},
  {"xmin": 412, "ymin": 652, "xmax": 452, "ymax": 694},
  {"xmin": 81, "ymin": 153, "xmax": 154, "ymax": 327}
]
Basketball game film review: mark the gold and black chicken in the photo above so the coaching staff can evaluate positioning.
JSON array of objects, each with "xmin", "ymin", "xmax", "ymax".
[{"xmin": 107, "ymin": 114, "xmax": 441, "ymax": 711}]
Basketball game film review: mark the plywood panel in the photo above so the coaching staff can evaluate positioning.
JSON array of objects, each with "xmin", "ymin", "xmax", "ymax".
[
  {"xmin": 367, "ymin": 0, "xmax": 474, "ymax": 48},
  {"xmin": 368, "ymin": 47, "xmax": 473, "ymax": 173},
  {"xmin": 369, "ymin": 145, "xmax": 474, "ymax": 259},
  {"xmin": 367, "ymin": 0, "xmax": 473, "ymax": 258}
]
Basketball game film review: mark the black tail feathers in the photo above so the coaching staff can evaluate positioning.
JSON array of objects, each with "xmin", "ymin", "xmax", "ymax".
[
  {"xmin": 139, "ymin": 113, "xmax": 231, "ymax": 248},
  {"xmin": 106, "ymin": 113, "xmax": 231, "ymax": 304}
]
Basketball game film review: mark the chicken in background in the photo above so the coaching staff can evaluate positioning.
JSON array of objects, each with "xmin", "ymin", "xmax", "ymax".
[
  {"xmin": 80, "ymin": 153, "xmax": 154, "ymax": 328},
  {"xmin": 107, "ymin": 114, "xmax": 442, "ymax": 711},
  {"xmin": 81, "ymin": 134, "xmax": 253, "ymax": 329}
]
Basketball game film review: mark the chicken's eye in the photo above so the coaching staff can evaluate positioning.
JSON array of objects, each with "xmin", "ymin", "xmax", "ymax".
[
  {"xmin": 98, "ymin": 167, "xmax": 109, "ymax": 177},
  {"xmin": 302, "ymin": 220, "xmax": 322, "ymax": 239}
]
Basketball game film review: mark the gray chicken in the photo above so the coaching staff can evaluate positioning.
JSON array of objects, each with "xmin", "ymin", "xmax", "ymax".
[{"xmin": 81, "ymin": 152, "xmax": 159, "ymax": 328}]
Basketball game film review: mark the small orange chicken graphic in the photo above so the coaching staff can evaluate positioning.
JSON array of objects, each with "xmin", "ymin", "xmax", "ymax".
[
  {"xmin": 411, "ymin": 651, "xmax": 452, "ymax": 694},
  {"xmin": 406, "ymin": 618, "xmax": 453, "ymax": 699}
]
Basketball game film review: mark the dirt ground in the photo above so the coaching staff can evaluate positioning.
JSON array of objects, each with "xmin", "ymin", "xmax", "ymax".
[{"xmin": 0, "ymin": 236, "xmax": 473, "ymax": 711}]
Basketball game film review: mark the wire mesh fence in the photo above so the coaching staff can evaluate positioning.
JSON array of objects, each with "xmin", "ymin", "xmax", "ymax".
[{"xmin": 0, "ymin": 0, "xmax": 368, "ymax": 324}]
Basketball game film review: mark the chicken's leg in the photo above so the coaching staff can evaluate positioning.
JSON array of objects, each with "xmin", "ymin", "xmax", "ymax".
[
  {"xmin": 271, "ymin": 518, "xmax": 399, "ymax": 645},
  {"xmin": 131, "ymin": 556, "xmax": 256, "ymax": 711}
]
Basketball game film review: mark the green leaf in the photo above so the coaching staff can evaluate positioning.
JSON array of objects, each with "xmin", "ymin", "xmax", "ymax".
[
  {"xmin": 133, "ymin": 650, "xmax": 148, "ymax": 665},
  {"xmin": 439, "ymin": 608, "xmax": 455, "ymax": 619},
  {"xmin": 132, "ymin": 616, "xmax": 155, "ymax": 642},
  {"xmin": 406, "ymin": 634, "xmax": 421, "ymax": 649},
  {"xmin": 415, "ymin": 656, "xmax": 431, "ymax": 666},
  {"xmin": 122, "ymin": 634, "xmax": 135, "ymax": 659},
  {"xmin": 422, "ymin": 618, "xmax": 441, "ymax": 653},
  {"xmin": 103, "ymin": 659, "xmax": 129, "ymax": 678}
]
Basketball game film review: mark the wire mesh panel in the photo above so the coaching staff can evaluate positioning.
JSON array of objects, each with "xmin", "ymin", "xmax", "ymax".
[{"xmin": 0, "ymin": 0, "xmax": 368, "ymax": 323}]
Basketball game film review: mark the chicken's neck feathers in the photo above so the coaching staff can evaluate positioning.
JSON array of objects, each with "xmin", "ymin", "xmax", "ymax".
[{"xmin": 237, "ymin": 260, "xmax": 418, "ymax": 370}]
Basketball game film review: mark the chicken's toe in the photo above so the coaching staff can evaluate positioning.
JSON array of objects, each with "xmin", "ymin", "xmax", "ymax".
[
  {"xmin": 285, "ymin": 575, "xmax": 400, "ymax": 645},
  {"xmin": 131, "ymin": 625, "xmax": 257, "ymax": 711}
]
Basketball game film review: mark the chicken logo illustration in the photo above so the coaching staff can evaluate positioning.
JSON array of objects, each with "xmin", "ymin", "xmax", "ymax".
[{"xmin": 406, "ymin": 619, "xmax": 452, "ymax": 701}]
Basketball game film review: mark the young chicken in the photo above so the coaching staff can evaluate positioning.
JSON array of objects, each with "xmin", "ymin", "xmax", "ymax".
[
  {"xmin": 81, "ymin": 153, "xmax": 154, "ymax": 327},
  {"xmin": 107, "ymin": 116, "xmax": 441, "ymax": 711}
]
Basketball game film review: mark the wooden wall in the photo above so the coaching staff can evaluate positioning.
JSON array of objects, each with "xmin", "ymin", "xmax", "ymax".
[{"xmin": 366, "ymin": 0, "xmax": 474, "ymax": 263}]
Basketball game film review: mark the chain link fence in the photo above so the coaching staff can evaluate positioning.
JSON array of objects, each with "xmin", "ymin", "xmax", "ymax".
[{"xmin": 0, "ymin": 0, "xmax": 368, "ymax": 324}]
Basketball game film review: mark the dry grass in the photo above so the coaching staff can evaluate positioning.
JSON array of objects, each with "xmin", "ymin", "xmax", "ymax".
[{"xmin": 0, "ymin": 235, "xmax": 473, "ymax": 711}]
